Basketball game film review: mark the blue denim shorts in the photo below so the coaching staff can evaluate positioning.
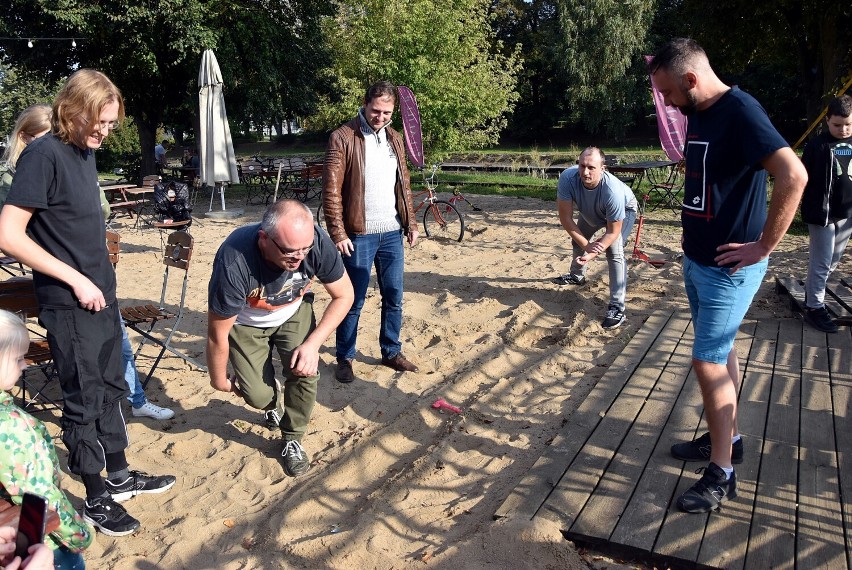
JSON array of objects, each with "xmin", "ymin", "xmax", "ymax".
[{"xmin": 683, "ymin": 255, "xmax": 767, "ymax": 364}]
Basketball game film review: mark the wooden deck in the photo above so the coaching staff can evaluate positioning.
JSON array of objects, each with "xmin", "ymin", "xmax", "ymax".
[
  {"xmin": 776, "ymin": 275, "xmax": 852, "ymax": 326},
  {"xmin": 495, "ymin": 309, "xmax": 852, "ymax": 569}
]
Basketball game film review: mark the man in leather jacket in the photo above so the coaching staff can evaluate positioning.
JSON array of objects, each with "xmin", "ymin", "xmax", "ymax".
[{"xmin": 321, "ymin": 81, "xmax": 420, "ymax": 383}]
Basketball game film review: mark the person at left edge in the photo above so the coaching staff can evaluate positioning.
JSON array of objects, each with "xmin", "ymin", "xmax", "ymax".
[{"xmin": 0, "ymin": 69, "xmax": 176, "ymax": 538}]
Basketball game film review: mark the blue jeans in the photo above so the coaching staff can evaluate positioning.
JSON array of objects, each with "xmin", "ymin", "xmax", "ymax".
[
  {"xmin": 621, "ymin": 209, "xmax": 637, "ymax": 246},
  {"xmin": 336, "ymin": 230, "xmax": 405, "ymax": 361},
  {"xmin": 570, "ymin": 215, "xmax": 632, "ymax": 310},
  {"xmin": 683, "ymin": 255, "xmax": 767, "ymax": 364},
  {"xmin": 805, "ymin": 218, "xmax": 852, "ymax": 309},
  {"xmin": 54, "ymin": 545, "xmax": 85, "ymax": 569},
  {"xmin": 120, "ymin": 319, "xmax": 146, "ymax": 408}
]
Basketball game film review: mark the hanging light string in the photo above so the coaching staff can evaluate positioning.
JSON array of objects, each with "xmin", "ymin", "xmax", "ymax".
[{"xmin": 0, "ymin": 37, "xmax": 84, "ymax": 48}]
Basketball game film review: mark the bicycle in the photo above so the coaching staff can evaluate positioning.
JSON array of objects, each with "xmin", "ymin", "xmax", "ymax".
[
  {"xmin": 427, "ymin": 165, "xmax": 482, "ymax": 213},
  {"xmin": 314, "ymin": 164, "xmax": 465, "ymax": 242}
]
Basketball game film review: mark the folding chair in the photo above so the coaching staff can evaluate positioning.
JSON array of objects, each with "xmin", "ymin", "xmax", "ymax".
[
  {"xmin": 120, "ymin": 231, "xmax": 207, "ymax": 387},
  {"xmin": 0, "ymin": 278, "xmax": 61, "ymax": 411},
  {"xmin": 647, "ymin": 160, "xmax": 684, "ymax": 214},
  {"xmin": 291, "ymin": 162, "xmax": 323, "ymax": 203},
  {"xmin": 0, "ymin": 252, "xmax": 27, "ymax": 277}
]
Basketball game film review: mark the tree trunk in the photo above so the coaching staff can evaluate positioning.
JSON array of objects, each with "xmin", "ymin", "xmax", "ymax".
[{"xmin": 136, "ymin": 113, "xmax": 159, "ymax": 184}]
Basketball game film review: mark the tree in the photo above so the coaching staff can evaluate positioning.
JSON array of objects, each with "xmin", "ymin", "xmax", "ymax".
[
  {"xmin": 555, "ymin": 0, "xmax": 656, "ymax": 137},
  {"xmin": 1, "ymin": 0, "xmax": 337, "ymax": 178},
  {"xmin": 654, "ymin": 0, "xmax": 852, "ymax": 137},
  {"xmin": 0, "ymin": 62, "xmax": 60, "ymax": 136},
  {"xmin": 312, "ymin": 0, "xmax": 521, "ymax": 157}
]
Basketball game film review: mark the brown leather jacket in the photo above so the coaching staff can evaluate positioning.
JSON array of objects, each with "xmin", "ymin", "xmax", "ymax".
[{"xmin": 321, "ymin": 116, "xmax": 416, "ymax": 244}]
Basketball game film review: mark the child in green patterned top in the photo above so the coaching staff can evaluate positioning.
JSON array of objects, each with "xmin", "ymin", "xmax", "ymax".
[{"xmin": 0, "ymin": 309, "xmax": 93, "ymax": 569}]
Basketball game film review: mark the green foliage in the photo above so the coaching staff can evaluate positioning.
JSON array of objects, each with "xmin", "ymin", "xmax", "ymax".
[
  {"xmin": 0, "ymin": 62, "xmax": 61, "ymax": 137},
  {"xmin": 556, "ymin": 0, "xmax": 656, "ymax": 136},
  {"xmin": 312, "ymin": 0, "xmax": 521, "ymax": 157},
  {"xmin": 98, "ymin": 116, "xmax": 141, "ymax": 172}
]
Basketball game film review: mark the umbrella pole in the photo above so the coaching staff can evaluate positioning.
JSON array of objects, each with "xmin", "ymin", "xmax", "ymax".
[{"xmin": 220, "ymin": 183, "xmax": 226, "ymax": 210}]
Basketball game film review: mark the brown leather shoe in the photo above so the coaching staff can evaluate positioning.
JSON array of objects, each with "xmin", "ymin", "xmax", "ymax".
[
  {"xmin": 381, "ymin": 353, "xmax": 418, "ymax": 372},
  {"xmin": 336, "ymin": 359, "xmax": 354, "ymax": 383}
]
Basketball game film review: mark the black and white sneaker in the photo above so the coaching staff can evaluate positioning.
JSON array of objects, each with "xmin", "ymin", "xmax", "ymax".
[
  {"xmin": 264, "ymin": 409, "xmax": 282, "ymax": 430},
  {"xmin": 281, "ymin": 440, "xmax": 310, "ymax": 477},
  {"xmin": 552, "ymin": 273, "xmax": 587, "ymax": 286},
  {"xmin": 106, "ymin": 471, "xmax": 176, "ymax": 502},
  {"xmin": 677, "ymin": 462, "xmax": 737, "ymax": 513},
  {"xmin": 601, "ymin": 305, "xmax": 626, "ymax": 329},
  {"xmin": 671, "ymin": 432, "xmax": 744, "ymax": 464},
  {"xmin": 83, "ymin": 496, "xmax": 141, "ymax": 537}
]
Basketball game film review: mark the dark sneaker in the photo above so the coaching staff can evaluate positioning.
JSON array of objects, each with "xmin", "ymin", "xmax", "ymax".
[
  {"xmin": 264, "ymin": 409, "xmax": 281, "ymax": 430},
  {"xmin": 106, "ymin": 471, "xmax": 176, "ymax": 502},
  {"xmin": 336, "ymin": 358, "xmax": 354, "ymax": 383},
  {"xmin": 83, "ymin": 496, "xmax": 141, "ymax": 537},
  {"xmin": 281, "ymin": 440, "xmax": 310, "ymax": 477},
  {"xmin": 381, "ymin": 353, "xmax": 419, "ymax": 372},
  {"xmin": 677, "ymin": 462, "xmax": 737, "ymax": 513},
  {"xmin": 804, "ymin": 306, "xmax": 838, "ymax": 333},
  {"xmin": 601, "ymin": 305, "xmax": 626, "ymax": 329},
  {"xmin": 671, "ymin": 432, "xmax": 744, "ymax": 464},
  {"xmin": 552, "ymin": 273, "xmax": 586, "ymax": 286}
]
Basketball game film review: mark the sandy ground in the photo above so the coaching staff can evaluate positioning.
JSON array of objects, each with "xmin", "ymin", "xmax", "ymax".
[{"xmin": 28, "ymin": 192, "xmax": 844, "ymax": 569}]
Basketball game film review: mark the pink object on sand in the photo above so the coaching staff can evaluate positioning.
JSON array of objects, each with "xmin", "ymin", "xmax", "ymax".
[{"xmin": 431, "ymin": 398, "xmax": 462, "ymax": 414}]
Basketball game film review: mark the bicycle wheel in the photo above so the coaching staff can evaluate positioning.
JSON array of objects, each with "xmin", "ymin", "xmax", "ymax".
[
  {"xmin": 422, "ymin": 200, "xmax": 465, "ymax": 243},
  {"xmin": 315, "ymin": 202, "xmax": 325, "ymax": 230}
]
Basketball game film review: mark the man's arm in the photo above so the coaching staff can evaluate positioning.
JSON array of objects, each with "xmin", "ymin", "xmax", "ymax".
[
  {"xmin": 321, "ymin": 131, "xmax": 354, "ymax": 255},
  {"xmin": 714, "ymin": 147, "xmax": 808, "ymax": 272},
  {"xmin": 0, "ymin": 205, "xmax": 106, "ymax": 310},
  {"xmin": 207, "ymin": 311, "xmax": 238, "ymax": 392},
  {"xmin": 557, "ymin": 199, "xmax": 588, "ymax": 249},
  {"xmin": 289, "ymin": 272, "xmax": 354, "ymax": 376}
]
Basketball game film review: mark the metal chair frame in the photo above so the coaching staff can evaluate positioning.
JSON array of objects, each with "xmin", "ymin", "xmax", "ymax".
[{"xmin": 120, "ymin": 231, "xmax": 207, "ymax": 387}]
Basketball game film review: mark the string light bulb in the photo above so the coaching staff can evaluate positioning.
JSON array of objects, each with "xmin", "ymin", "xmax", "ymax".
[
  {"xmin": 71, "ymin": 39, "xmax": 76, "ymax": 47},
  {"xmin": 27, "ymin": 39, "xmax": 33, "ymax": 48}
]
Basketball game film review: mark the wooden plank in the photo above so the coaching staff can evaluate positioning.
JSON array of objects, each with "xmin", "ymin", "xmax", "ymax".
[
  {"xmin": 776, "ymin": 277, "xmax": 805, "ymax": 313},
  {"xmin": 654, "ymin": 320, "xmax": 765, "ymax": 567},
  {"xmin": 744, "ymin": 318, "xmax": 800, "ymax": 570},
  {"xmin": 567, "ymin": 313, "xmax": 693, "ymax": 541},
  {"xmin": 606, "ymin": 321, "xmax": 702, "ymax": 554},
  {"xmin": 776, "ymin": 276, "xmax": 852, "ymax": 325},
  {"xmin": 828, "ymin": 327, "xmax": 852, "ymax": 569},
  {"xmin": 826, "ymin": 277, "xmax": 852, "ymax": 325},
  {"xmin": 494, "ymin": 310, "xmax": 674, "ymax": 520},
  {"xmin": 793, "ymin": 322, "xmax": 847, "ymax": 567}
]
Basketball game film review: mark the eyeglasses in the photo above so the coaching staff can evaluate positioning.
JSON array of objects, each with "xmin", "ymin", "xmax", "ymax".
[
  {"xmin": 83, "ymin": 118, "xmax": 119, "ymax": 133},
  {"xmin": 266, "ymin": 232, "xmax": 312, "ymax": 259}
]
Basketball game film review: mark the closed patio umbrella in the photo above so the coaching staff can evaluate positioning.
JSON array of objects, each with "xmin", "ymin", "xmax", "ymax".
[{"xmin": 199, "ymin": 49, "xmax": 239, "ymax": 211}]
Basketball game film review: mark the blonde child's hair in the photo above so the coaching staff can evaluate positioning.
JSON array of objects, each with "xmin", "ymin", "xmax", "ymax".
[
  {"xmin": 1, "ymin": 103, "xmax": 52, "ymax": 168},
  {"xmin": 0, "ymin": 309, "xmax": 29, "ymax": 385}
]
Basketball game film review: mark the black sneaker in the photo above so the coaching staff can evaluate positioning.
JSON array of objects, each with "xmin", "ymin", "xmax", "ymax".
[
  {"xmin": 83, "ymin": 496, "xmax": 141, "ymax": 537},
  {"xmin": 281, "ymin": 440, "xmax": 310, "ymax": 477},
  {"xmin": 552, "ymin": 273, "xmax": 586, "ymax": 286},
  {"xmin": 601, "ymin": 305, "xmax": 626, "ymax": 329},
  {"xmin": 336, "ymin": 358, "xmax": 354, "ymax": 383},
  {"xmin": 671, "ymin": 432, "xmax": 744, "ymax": 464},
  {"xmin": 677, "ymin": 462, "xmax": 737, "ymax": 513},
  {"xmin": 264, "ymin": 409, "xmax": 281, "ymax": 430},
  {"xmin": 804, "ymin": 306, "xmax": 838, "ymax": 333},
  {"xmin": 106, "ymin": 471, "xmax": 176, "ymax": 502}
]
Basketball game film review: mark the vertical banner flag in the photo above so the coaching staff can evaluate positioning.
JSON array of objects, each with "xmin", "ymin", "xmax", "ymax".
[
  {"xmin": 645, "ymin": 55, "xmax": 687, "ymax": 162},
  {"xmin": 398, "ymin": 86, "xmax": 425, "ymax": 168}
]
